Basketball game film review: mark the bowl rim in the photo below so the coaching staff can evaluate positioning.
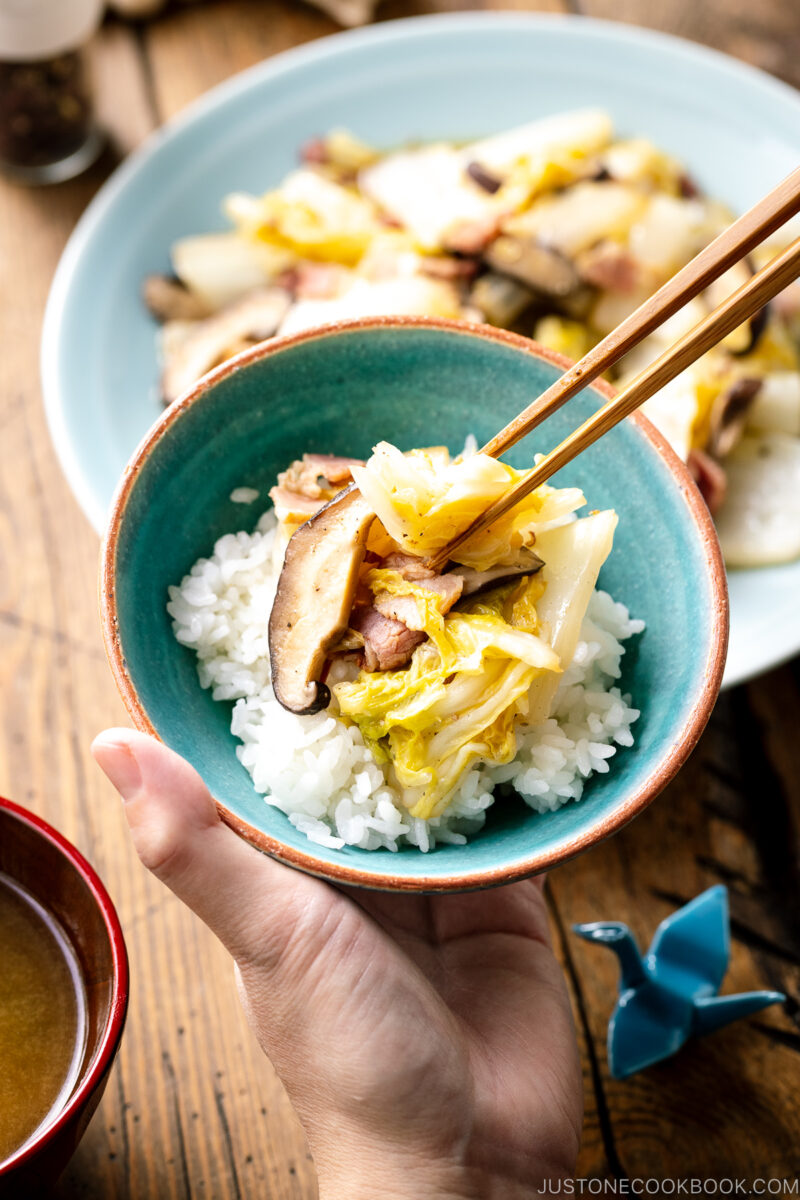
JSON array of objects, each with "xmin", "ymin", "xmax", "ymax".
[
  {"xmin": 0, "ymin": 796, "xmax": 129, "ymax": 1175},
  {"xmin": 100, "ymin": 315, "xmax": 728, "ymax": 892}
]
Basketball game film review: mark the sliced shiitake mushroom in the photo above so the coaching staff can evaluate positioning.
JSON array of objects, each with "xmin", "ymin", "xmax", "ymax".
[
  {"xmin": 160, "ymin": 286, "xmax": 292, "ymax": 405},
  {"xmin": 469, "ymin": 271, "xmax": 536, "ymax": 328},
  {"xmin": 731, "ymin": 302, "xmax": 770, "ymax": 357},
  {"xmin": 465, "ymin": 161, "xmax": 502, "ymax": 194},
  {"xmin": 484, "ymin": 236, "xmax": 581, "ymax": 299},
  {"xmin": 457, "ymin": 548, "xmax": 545, "ymax": 596},
  {"xmin": 268, "ymin": 485, "xmax": 375, "ymax": 714},
  {"xmin": 707, "ymin": 377, "xmax": 762, "ymax": 460},
  {"xmin": 143, "ymin": 274, "xmax": 212, "ymax": 323}
]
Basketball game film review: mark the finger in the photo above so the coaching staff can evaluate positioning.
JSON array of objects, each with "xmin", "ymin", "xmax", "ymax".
[{"xmin": 91, "ymin": 728, "xmax": 321, "ymax": 963}]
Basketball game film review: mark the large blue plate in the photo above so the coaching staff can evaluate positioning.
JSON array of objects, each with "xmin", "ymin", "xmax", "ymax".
[{"xmin": 42, "ymin": 12, "xmax": 800, "ymax": 686}]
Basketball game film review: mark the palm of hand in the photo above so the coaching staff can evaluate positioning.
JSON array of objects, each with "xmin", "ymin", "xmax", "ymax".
[
  {"xmin": 91, "ymin": 731, "xmax": 583, "ymax": 1198},
  {"xmin": 238, "ymin": 875, "xmax": 583, "ymax": 1194}
]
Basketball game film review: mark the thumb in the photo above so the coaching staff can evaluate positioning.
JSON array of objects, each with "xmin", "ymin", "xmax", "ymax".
[{"xmin": 91, "ymin": 728, "xmax": 321, "ymax": 965}]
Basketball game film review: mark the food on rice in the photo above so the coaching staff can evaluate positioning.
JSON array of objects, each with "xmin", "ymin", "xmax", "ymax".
[
  {"xmin": 168, "ymin": 441, "xmax": 644, "ymax": 851},
  {"xmin": 144, "ymin": 110, "xmax": 800, "ymax": 568}
]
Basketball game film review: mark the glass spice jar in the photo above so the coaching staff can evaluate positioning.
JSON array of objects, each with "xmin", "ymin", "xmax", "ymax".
[{"xmin": 0, "ymin": 0, "xmax": 104, "ymax": 183}]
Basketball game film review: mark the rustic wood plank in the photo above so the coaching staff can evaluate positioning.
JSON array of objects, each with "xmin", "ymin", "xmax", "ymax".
[
  {"xmin": 142, "ymin": 0, "xmax": 571, "ymax": 126},
  {"xmin": 551, "ymin": 671, "xmax": 800, "ymax": 1179},
  {"xmin": 2, "ymin": 1, "xmax": 798, "ymax": 1196},
  {"xmin": 141, "ymin": 0, "xmax": 337, "ymax": 119},
  {"xmin": 0, "ymin": 12, "xmax": 313, "ymax": 1200},
  {"xmin": 381, "ymin": 0, "xmax": 569, "ymax": 18},
  {"xmin": 573, "ymin": 0, "xmax": 800, "ymax": 90}
]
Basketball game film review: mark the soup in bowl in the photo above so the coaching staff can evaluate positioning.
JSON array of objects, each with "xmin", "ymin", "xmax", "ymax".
[{"xmin": 0, "ymin": 797, "xmax": 128, "ymax": 1196}]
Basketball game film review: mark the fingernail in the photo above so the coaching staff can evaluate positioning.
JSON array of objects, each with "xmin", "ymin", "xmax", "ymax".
[{"xmin": 92, "ymin": 736, "xmax": 142, "ymax": 803}]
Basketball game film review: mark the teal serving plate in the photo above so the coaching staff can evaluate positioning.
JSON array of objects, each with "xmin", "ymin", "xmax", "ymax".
[{"xmin": 101, "ymin": 318, "xmax": 727, "ymax": 892}]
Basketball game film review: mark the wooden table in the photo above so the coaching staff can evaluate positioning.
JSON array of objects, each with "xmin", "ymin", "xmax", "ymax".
[{"xmin": 1, "ymin": 1, "xmax": 798, "ymax": 1193}]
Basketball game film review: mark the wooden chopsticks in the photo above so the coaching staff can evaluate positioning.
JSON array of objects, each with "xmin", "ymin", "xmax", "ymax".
[
  {"xmin": 427, "ymin": 165, "xmax": 800, "ymax": 572},
  {"xmin": 480, "ymin": 164, "xmax": 800, "ymax": 460}
]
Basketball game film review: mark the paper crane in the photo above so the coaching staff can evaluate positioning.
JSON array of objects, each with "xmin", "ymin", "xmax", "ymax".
[{"xmin": 573, "ymin": 885, "xmax": 785, "ymax": 1079}]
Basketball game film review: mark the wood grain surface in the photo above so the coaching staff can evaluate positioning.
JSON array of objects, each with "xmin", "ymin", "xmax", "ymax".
[{"xmin": 0, "ymin": 1, "xmax": 797, "ymax": 1195}]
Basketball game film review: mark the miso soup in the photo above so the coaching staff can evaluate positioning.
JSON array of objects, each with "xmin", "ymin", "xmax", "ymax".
[{"xmin": 0, "ymin": 872, "xmax": 87, "ymax": 1164}]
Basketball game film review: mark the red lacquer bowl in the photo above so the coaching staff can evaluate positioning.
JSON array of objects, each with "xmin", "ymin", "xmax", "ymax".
[{"xmin": 0, "ymin": 797, "xmax": 128, "ymax": 1196}]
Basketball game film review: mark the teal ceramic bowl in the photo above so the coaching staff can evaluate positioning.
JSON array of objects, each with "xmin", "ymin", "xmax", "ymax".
[{"xmin": 101, "ymin": 317, "xmax": 727, "ymax": 892}]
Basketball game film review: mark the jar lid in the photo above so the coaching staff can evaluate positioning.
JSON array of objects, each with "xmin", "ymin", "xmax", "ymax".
[{"xmin": 0, "ymin": 0, "xmax": 104, "ymax": 61}]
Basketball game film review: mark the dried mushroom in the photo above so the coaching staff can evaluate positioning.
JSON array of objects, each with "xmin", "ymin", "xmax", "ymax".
[
  {"xmin": 707, "ymin": 377, "xmax": 762, "ymax": 460},
  {"xmin": 143, "ymin": 275, "xmax": 212, "ymax": 323},
  {"xmin": 268, "ymin": 486, "xmax": 375, "ymax": 714},
  {"xmin": 458, "ymin": 548, "xmax": 545, "ymax": 596},
  {"xmin": 469, "ymin": 272, "xmax": 536, "ymax": 328},
  {"xmin": 465, "ymin": 161, "xmax": 502, "ymax": 194},
  {"xmin": 160, "ymin": 287, "xmax": 291, "ymax": 405},
  {"xmin": 484, "ymin": 236, "xmax": 582, "ymax": 300}
]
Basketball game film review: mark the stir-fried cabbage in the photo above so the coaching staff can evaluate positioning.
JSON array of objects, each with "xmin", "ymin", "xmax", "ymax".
[
  {"xmin": 226, "ymin": 169, "xmax": 381, "ymax": 265},
  {"xmin": 526, "ymin": 511, "xmax": 617, "ymax": 724},
  {"xmin": 358, "ymin": 110, "xmax": 614, "ymax": 252},
  {"xmin": 277, "ymin": 274, "xmax": 462, "ymax": 338},
  {"xmin": 350, "ymin": 442, "xmax": 585, "ymax": 570},
  {"xmin": 715, "ymin": 433, "xmax": 800, "ymax": 567},
  {"xmin": 504, "ymin": 181, "xmax": 646, "ymax": 258},
  {"xmin": 170, "ymin": 232, "xmax": 290, "ymax": 310},
  {"xmin": 335, "ymin": 573, "xmax": 559, "ymax": 818},
  {"xmin": 468, "ymin": 109, "xmax": 613, "ymax": 178},
  {"xmin": 328, "ymin": 446, "xmax": 618, "ymax": 820},
  {"xmin": 153, "ymin": 110, "xmax": 800, "ymax": 577}
]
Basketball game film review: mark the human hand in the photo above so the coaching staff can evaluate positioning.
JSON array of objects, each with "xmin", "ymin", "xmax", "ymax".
[{"xmin": 93, "ymin": 729, "xmax": 583, "ymax": 1199}]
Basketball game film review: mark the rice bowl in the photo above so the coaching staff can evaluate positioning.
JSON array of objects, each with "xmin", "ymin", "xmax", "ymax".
[
  {"xmin": 99, "ymin": 317, "xmax": 727, "ymax": 890},
  {"xmin": 168, "ymin": 507, "xmax": 643, "ymax": 853}
]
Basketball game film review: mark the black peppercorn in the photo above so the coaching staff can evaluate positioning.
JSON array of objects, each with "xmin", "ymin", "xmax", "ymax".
[
  {"xmin": 0, "ymin": 50, "xmax": 93, "ymax": 171},
  {"xmin": 0, "ymin": 0, "xmax": 103, "ymax": 184}
]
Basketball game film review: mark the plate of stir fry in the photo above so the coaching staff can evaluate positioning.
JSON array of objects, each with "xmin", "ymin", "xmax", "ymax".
[{"xmin": 43, "ymin": 13, "xmax": 800, "ymax": 683}]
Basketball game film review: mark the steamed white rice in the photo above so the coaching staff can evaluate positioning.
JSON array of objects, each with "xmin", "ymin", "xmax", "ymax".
[{"xmin": 167, "ymin": 511, "xmax": 643, "ymax": 852}]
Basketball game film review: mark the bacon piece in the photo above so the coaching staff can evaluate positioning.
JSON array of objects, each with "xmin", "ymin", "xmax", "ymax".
[
  {"xmin": 268, "ymin": 487, "xmax": 326, "ymax": 519},
  {"xmin": 350, "ymin": 607, "xmax": 426, "ymax": 672},
  {"xmin": 372, "ymin": 594, "xmax": 422, "ymax": 629},
  {"xmin": 578, "ymin": 242, "xmax": 640, "ymax": 293},
  {"xmin": 372, "ymin": 573, "xmax": 464, "ymax": 629},
  {"xmin": 300, "ymin": 136, "xmax": 328, "ymax": 165},
  {"xmin": 688, "ymin": 448, "xmax": 728, "ymax": 516},
  {"xmin": 381, "ymin": 552, "xmax": 435, "ymax": 580},
  {"xmin": 443, "ymin": 214, "xmax": 501, "ymax": 256},
  {"xmin": 294, "ymin": 263, "xmax": 350, "ymax": 300},
  {"xmin": 419, "ymin": 256, "xmax": 479, "ymax": 281},
  {"xmin": 276, "ymin": 266, "xmax": 300, "ymax": 294},
  {"xmin": 414, "ymin": 573, "xmax": 463, "ymax": 606},
  {"xmin": 302, "ymin": 454, "xmax": 363, "ymax": 484},
  {"xmin": 679, "ymin": 173, "xmax": 700, "ymax": 199},
  {"xmin": 277, "ymin": 454, "xmax": 363, "ymax": 499}
]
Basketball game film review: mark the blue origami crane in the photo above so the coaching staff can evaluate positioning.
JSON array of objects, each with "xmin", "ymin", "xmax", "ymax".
[{"xmin": 573, "ymin": 885, "xmax": 785, "ymax": 1079}]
